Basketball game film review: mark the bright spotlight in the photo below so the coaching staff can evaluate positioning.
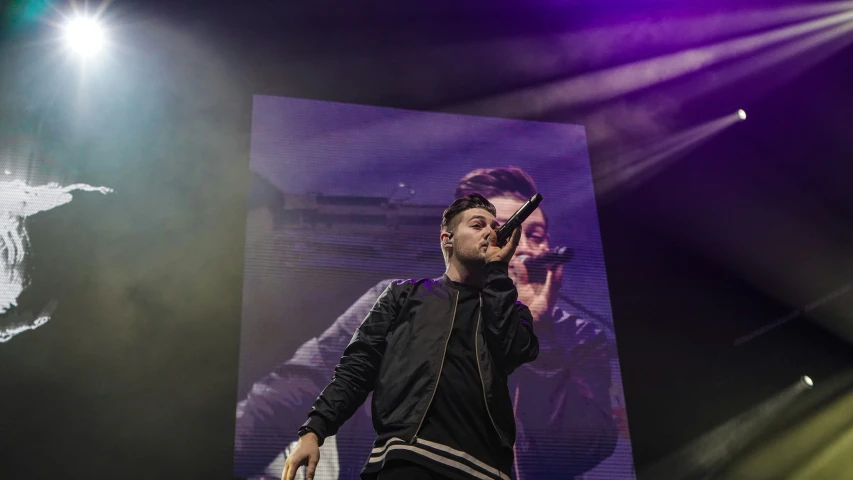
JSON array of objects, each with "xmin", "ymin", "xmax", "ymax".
[
  {"xmin": 802, "ymin": 375, "xmax": 814, "ymax": 388},
  {"xmin": 737, "ymin": 109, "xmax": 747, "ymax": 121},
  {"xmin": 64, "ymin": 16, "xmax": 106, "ymax": 57}
]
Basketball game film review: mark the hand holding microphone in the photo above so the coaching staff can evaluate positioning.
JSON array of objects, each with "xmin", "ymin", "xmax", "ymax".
[
  {"xmin": 486, "ymin": 193, "xmax": 573, "ymax": 322},
  {"xmin": 484, "ymin": 226, "xmax": 522, "ymax": 264},
  {"xmin": 484, "ymin": 193, "xmax": 544, "ymax": 264},
  {"xmin": 495, "ymin": 194, "xmax": 543, "ymax": 245}
]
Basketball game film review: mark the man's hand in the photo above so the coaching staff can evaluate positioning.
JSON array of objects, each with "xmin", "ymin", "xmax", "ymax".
[
  {"xmin": 282, "ymin": 432, "xmax": 321, "ymax": 480},
  {"xmin": 511, "ymin": 259, "xmax": 563, "ymax": 323},
  {"xmin": 485, "ymin": 227, "xmax": 522, "ymax": 264},
  {"xmin": 63, "ymin": 184, "xmax": 114, "ymax": 195}
]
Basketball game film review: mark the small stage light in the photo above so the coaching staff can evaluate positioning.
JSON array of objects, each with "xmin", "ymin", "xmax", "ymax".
[
  {"xmin": 802, "ymin": 375, "xmax": 814, "ymax": 388},
  {"xmin": 64, "ymin": 16, "xmax": 106, "ymax": 57},
  {"xmin": 737, "ymin": 109, "xmax": 747, "ymax": 121}
]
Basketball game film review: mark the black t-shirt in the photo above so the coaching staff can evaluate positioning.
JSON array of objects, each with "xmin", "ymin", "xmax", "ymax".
[{"xmin": 416, "ymin": 280, "xmax": 503, "ymax": 477}]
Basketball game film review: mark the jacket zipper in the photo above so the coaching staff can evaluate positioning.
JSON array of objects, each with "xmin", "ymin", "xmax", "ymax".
[
  {"xmin": 411, "ymin": 290, "xmax": 459, "ymax": 444},
  {"xmin": 475, "ymin": 294, "xmax": 506, "ymax": 446}
]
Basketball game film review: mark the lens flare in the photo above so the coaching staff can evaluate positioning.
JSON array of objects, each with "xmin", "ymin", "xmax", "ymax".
[{"xmin": 64, "ymin": 16, "xmax": 106, "ymax": 57}]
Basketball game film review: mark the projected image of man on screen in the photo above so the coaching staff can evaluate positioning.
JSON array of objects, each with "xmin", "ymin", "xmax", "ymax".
[
  {"xmin": 235, "ymin": 166, "xmax": 618, "ymax": 480},
  {"xmin": 0, "ymin": 178, "xmax": 113, "ymax": 343}
]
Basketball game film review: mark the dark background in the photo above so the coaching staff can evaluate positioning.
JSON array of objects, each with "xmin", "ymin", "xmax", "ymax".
[{"xmin": 1, "ymin": 0, "xmax": 852, "ymax": 478}]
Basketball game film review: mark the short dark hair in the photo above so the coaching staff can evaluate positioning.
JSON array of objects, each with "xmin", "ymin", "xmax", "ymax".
[
  {"xmin": 455, "ymin": 166, "xmax": 538, "ymax": 202},
  {"xmin": 441, "ymin": 193, "xmax": 496, "ymax": 234}
]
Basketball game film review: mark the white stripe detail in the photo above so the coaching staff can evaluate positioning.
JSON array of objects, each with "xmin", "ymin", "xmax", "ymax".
[
  {"xmin": 369, "ymin": 443, "xmax": 499, "ymax": 480},
  {"xmin": 370, "ymin": 437, "xmax": 403, "ymax": 455},
  {"xmin": 415, "ymin": 437, "xmax": 511, "ymax": 480},
  {"xmin": 370, "ymin": 437, "xmax": 510, "ymax": 480}
]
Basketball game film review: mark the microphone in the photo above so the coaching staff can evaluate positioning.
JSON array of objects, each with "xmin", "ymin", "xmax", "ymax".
[
  {"xmin": 518, "ymin": 246, "xmax": 574, "ymax": 271},
  {"xmin": 515, "ymin": 246, "xmax": 574, "ymax": 284},
  {"xmin": 495, "ymin": 193, "xmax": 543, "ymax": 245}
]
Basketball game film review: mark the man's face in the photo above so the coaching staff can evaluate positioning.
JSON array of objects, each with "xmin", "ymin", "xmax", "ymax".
[{"xmin": 446, "ymin": 208, "xmax": 499, "ymax": 265}]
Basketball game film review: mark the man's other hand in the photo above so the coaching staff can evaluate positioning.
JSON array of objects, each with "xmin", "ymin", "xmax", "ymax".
[
  {"xmin": 282, "ymin": 432, "xmax": 321, "ymax": 480},
  {"xmin": 511, "ymin": 259, "xmax": 563, "ymax": 323}
]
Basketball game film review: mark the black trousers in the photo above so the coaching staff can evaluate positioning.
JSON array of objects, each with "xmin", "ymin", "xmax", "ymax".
[{"xmin": 377, "ymin": 460, "xmax": 450, "ymax": 480}]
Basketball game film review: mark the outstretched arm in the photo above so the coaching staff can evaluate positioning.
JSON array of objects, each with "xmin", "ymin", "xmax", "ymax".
[
  {"xmin": 57, "ymin": 183, "xmax": 114, "ymax": 195},
  {"xmin": 13, "ymin": 182, "xmax": 113, "ymax": 218},
  {"xmin": 298, "ymin": 281, "xmax": 406, "ymax": 443},
  {"xmin": 233, "ymin": 280, "xmax": 394, "ymax": 478}
]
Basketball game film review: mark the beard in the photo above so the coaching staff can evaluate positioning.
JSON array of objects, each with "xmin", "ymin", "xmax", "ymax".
[{"xmin": 454, "ymin": 245, "xmax": 487, "ymax": 266}]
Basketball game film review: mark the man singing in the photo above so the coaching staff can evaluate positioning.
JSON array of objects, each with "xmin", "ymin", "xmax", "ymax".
[
  {"xmin": 234, "ymin": 167, "xmax": 617, "ymax": 480},
  {"xmin": 284, "ymin": 193, "xmax": 535, "ymax": 480}
]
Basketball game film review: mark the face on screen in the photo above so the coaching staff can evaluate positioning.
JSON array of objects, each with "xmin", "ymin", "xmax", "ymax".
[
  {"xmin": 490, "ymin": 196, "xmax": 550, "ymax": 282},
  {"xmin": 491, "ymin": 196, "xmax": 550, "ymax": 252}
]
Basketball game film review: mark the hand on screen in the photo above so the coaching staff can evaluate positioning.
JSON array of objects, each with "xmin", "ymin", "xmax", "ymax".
[
  {"xmin": 485, "ymin": 227, "xmax": 521, "ymax": 264},
  {"xmin": 282, "ymin": 433, "xmax": 320, "ymax": 480},
  {"xmin": 511, "ymin": 259, "xmax": 563, "ymax": 323},
  {"xmin": 61, "ymin": 183, "xmax": 114, "ymax": 195}
]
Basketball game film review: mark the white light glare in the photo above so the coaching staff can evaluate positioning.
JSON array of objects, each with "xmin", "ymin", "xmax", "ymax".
[
  {"xmin": 737, "ymin": 109, "xmax": 747, "ymax": 121},
  {"xmin": 64, "ymin": 16, "xmax": 106, "ymax": 57},
  {"xmin": 802, "ymin": 375, "xmax": 814, "ymax": 388}
]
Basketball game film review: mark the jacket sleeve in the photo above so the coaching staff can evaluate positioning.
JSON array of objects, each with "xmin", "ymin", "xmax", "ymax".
[
  {"xmin": 514, "ymin": 366, "xmax": 618, "ymax": 478},
  {"xmin": 298, "ymin": 281, "xmax": 404, "ymax": 443},
  {"xmin": 557, "ymin": 316, "xmax": 619, "ymax": 474},
  {"xmin": 564, "ymin": 336, "xmax": 618, "ymax": 475},
  {"xmin": 511, "ymin": 316, "xmax": 618, "ymax": 478},
  {"xmin": 480, "ymin": 261, "xmax": 539, "ymax": 375},
  {"xmin": 232, "ymin": 280, "xmax": 393, "ymax": 478}
]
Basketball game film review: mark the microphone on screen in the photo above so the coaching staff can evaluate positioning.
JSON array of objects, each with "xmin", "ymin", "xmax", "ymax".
[
  {"xmin": 517, "ymin": 246, "xmax": 574, "ymax": 271},
  {"xmin": 514, "ymin": 246, "xmax": 574, "ymax": 284},
  {"xmin": 495, "ymin": 193, "xmax": 543, "ymax": 245}
]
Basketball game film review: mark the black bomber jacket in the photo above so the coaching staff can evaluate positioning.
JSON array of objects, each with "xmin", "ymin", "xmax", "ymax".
[{"xmin": 298, "ymin": 261, "xmax": 539, "ymax": 456}]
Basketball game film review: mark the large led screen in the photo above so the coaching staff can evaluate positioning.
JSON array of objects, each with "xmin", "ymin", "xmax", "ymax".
[{"xmin": 233, "ymin": 96, "xmax": 635, "ymax": 480}]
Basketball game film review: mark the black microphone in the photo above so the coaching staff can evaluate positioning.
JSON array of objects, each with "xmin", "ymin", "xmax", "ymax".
[
  {"xmin": 516, "ymin": 246, "xmax": 574, "ymax": 284},
  {"xmin": 520, "ymin": 246, "xmax": 574, "ymax": 271},
  {"xmin": 495, "ymin": 193, "xmax": 543, "ymax": 245}
]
